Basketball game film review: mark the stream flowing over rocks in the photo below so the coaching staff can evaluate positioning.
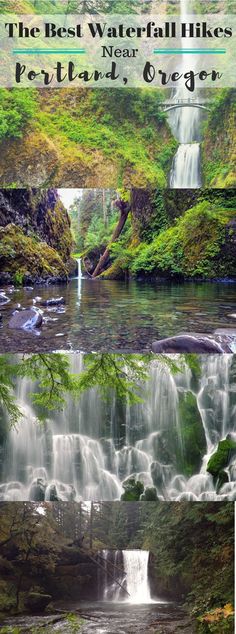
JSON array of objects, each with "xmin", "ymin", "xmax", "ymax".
[{"xmin": 0, "ymin": 604, "xmax": 193, "ymax": 634}]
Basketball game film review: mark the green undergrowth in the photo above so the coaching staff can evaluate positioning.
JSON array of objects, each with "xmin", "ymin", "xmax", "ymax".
[
  {"xmin": 0, "ymin": 87, "xmax": 177, "ymax": 187},
  {"xmin": 106, "ymin": 202, "xmax": 236, "ymax": 279},
  {"xmin": 0, "ymin": 89, "xmax": 38, "ymax": 141},
  {"xmin": 202, "ymin": 90, "xmax": 236, "ymax": 188},
  {"xmin": 36, "ymin": 89, "xmax": 176, "ymax": 187}
]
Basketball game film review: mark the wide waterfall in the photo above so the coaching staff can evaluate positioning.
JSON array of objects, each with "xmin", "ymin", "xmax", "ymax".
[
  {"xmin": 0, "ymin": 355, "xmax": 235, "ymax": 502},
  {"xmin": 168, "ymin": 0, "xmax": 204, "ymax": 188},
  {"xmin": 99, "ymin": 550, "xmax": 154, "ymax": 604},
  {"xmin": 121, "ymin": 551, "xmax": 154, "ymax": 604}
]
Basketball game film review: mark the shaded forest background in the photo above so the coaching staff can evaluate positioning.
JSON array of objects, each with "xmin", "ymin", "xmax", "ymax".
[{"xmin": 70, "ymin": 188, "xmax": 236, "ymax": 281}]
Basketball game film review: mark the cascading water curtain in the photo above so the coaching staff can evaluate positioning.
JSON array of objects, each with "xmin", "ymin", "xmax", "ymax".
[{"xmin": 0, "ymin": 355, "xmax": 235, "ymax": 502}]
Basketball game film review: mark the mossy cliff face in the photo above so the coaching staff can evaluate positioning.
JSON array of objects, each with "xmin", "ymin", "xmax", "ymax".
[
  {"xmin": 202, "ymin": 89, "xmax": 236, "ymax": 188},
  {"xmin": 103, "ymin": 190, "xmax": 236, "ymax": 281},
  {"xmin": 0, "ymin": 189, "xmax": 74, "ymax": 283},
  {"xmin": 0, "ymin": 88, "xmax": 177, "ymax": 188},
  {"xmin": 131, "ymin": 189, "xmax": 201, "ymax": 243}
]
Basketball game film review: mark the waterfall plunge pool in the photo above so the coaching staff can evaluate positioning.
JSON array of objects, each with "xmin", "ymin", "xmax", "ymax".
[
  {"xmin": 0, "ymin": 550, "xmax": 191, "ymax": 633},
  {"xmin": 0, "ymin": 603, "xmax": 192, "ymax": 634},
  {"xmin": 0, "ymin": 278, "xmax": 236, "ymax": 353}
]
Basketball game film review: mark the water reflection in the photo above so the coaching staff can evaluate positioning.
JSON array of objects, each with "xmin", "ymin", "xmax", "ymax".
[{"xmin": 0, "ymin": 278, "xmax": 235, "ymax": 352}]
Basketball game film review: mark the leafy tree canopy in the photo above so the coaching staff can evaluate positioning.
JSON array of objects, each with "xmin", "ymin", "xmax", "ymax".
[{"xmin": 0, "ymin": 353, "xmax": 200, "ymax": 426}]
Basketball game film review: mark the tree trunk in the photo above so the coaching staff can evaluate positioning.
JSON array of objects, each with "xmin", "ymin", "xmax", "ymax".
[
  {"xmin": 85, "ymin": 551, "xmax": 130, "ymax": 597},
  {"xmin": 92, "ymin": 199, "xmax": 130, "ymax": 278}
]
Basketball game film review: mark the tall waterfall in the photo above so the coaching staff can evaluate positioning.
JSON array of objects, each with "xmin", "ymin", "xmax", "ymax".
[
  {"xmin": 77, "ymin": 258, "xmax": 82, "ymax": 280},
  {"xmin": 168, "ymin": 0, "xmax": 204, "ymax": 188},
  {"xmin": 170, "ymin": 144, "xmax": 201, "ymax": 188},
  {"xmin": 99, "ymin": 550, "xmax": 153, "ymax": 604},
  {"xmin": 0, "ymin": 355, "xmax": 235, "ymax": 502},
  {"xmin": 122, "ymin": 551, "xmax": 153, "ymax": 604},
  {"xmin": 77, "ymin": 257, "xmax": 82, "ymax": 301}
]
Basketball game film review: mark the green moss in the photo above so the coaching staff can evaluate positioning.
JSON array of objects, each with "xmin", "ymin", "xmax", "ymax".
[
  {"xmin": 43, "ymin": 199, "xmax": 72, "ymax": 262},
  {"xmin": 140, "ymin": 487, "xmax": 158, "ymax": 501},
  {"xmin": 129, "ymin": 202, "xmax": 236, "ymax": 279},
  {"xmin": 202, "ymin": 90, "xmax": 236, "ymax": 188},
  {"xmin": 178, "ymin": 392, "xmax": 207, "ymax": 477},
  {"xmin": 37, "ymin": 96, "xmax": 176, "ymax": 188},
  {"xmin": 0, "ymin": 412, "xmax": 8, "ymax": 446},
  {"xmin": 0, "ymin": 580, "xmax": 16, "ymax": 612},
  {"xmin": 0, "ymin": 225, "xmax": 69, "ymax": 282},
  {"xmin": 0, "ymin": 87, "xmax": 177, "ymax": 188},
  {"xmin": 0, "ymin": 89, "xmax": 38, "ymax": 141},
  {"xmin": 121, "ymin": 477, "xmax": 144, "ymax": 501},
  {"xmin": 216, "ymin": 470, "xmax": 229, "ymax": 493},
  {"xmin": 207, "ymin": 438, "xmax": 236, "ymax": 478}
]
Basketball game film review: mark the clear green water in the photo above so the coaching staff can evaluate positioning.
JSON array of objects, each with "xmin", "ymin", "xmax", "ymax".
[{"xmin": 0, "ymin": 278, "xmax": 235, "ymax": 352}]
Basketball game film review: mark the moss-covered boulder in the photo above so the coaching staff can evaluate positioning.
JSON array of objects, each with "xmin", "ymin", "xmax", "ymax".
[
  {"xmin": 216, "ymin": 470, "xmax": 229, "ymax": 494},
  {"xmin": 207, "ymin": 437, "xmax": 236, "ymax": 478},
  {"xmin": 178, "ymin": 391, "xmax": 207, "ymax": 477},
  {"xmin": 121, "ymin": 477, "xmax": 144, "ymax": 501},
  {"xmin": 140, "ymin": 487, "xmax": 158, "ymax": 501},
  {"xmin": 24, "ymin": 592, "xmax": 52, "ymax": 613}
]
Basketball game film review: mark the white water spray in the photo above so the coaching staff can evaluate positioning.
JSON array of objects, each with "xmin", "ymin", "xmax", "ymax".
[
  {"xmin": 100, "ymin": 550, "xmax": 155, "ymax": 604},
  {"xmin": 77, "ymin": 257, "xmax": 82, "ymax": 302},
  {"xmin": 121, "ymin": 551, "xmax": 154, "ymax": 604},
  {"xmin": 168, "ymin": 0, "xmax": 204, "ymax": 188},
  {"xmin": 0, "ymin": 355, "xmax": 235, "ymax": 502}
]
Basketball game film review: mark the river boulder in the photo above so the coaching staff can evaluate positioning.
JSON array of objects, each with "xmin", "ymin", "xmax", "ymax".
[
  {"xmin": 9, "ymin": 308, "xmax": 43, "ymax": 330},
  {"xmin": 207, "ymin": 436, "xmax": 236, "ymax": 478},
  {"xmin": 40, "ymin": 297, "xmax": 65, "ymax": 307},
  {"xmin": 47, "ymin": 484, "xmax": 59, "ymax": 501},
  {"xmin": 0, "ymin": 293, "xmax": 10, "ymax": 305},
  {"xmin": 140, "ymin": 487, "xmax": 158, "ymax": 501},
  {"xmin": 25, "ymin": 592, "xmax": 52, "ymax": 613},
  {"xmin": 152, "ymin": 335, "xmax": 224, "ymax": 354},
  {"xmin": 216, "ymin": 470, "xmax": 229, "ymax": 493},
  {"xmin": 29, "ymin": 479, "xmax": 46, "ymax": 502},
  {"xmin": 121, "ymin": 477, "xmax": 144, "ymax": 501},
  {"xmin": 150, "ymin": 461, "xmax": 173, "ymax": 491}
]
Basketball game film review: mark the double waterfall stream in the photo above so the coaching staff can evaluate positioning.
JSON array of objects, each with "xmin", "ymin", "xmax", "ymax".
[
  {"xmin": 0, "ymin": 354, "xmax": 235, "ymax": 502},
  {"xmin": 168, "ymin": 0, "xmax": 205, "ymax": 187}
]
